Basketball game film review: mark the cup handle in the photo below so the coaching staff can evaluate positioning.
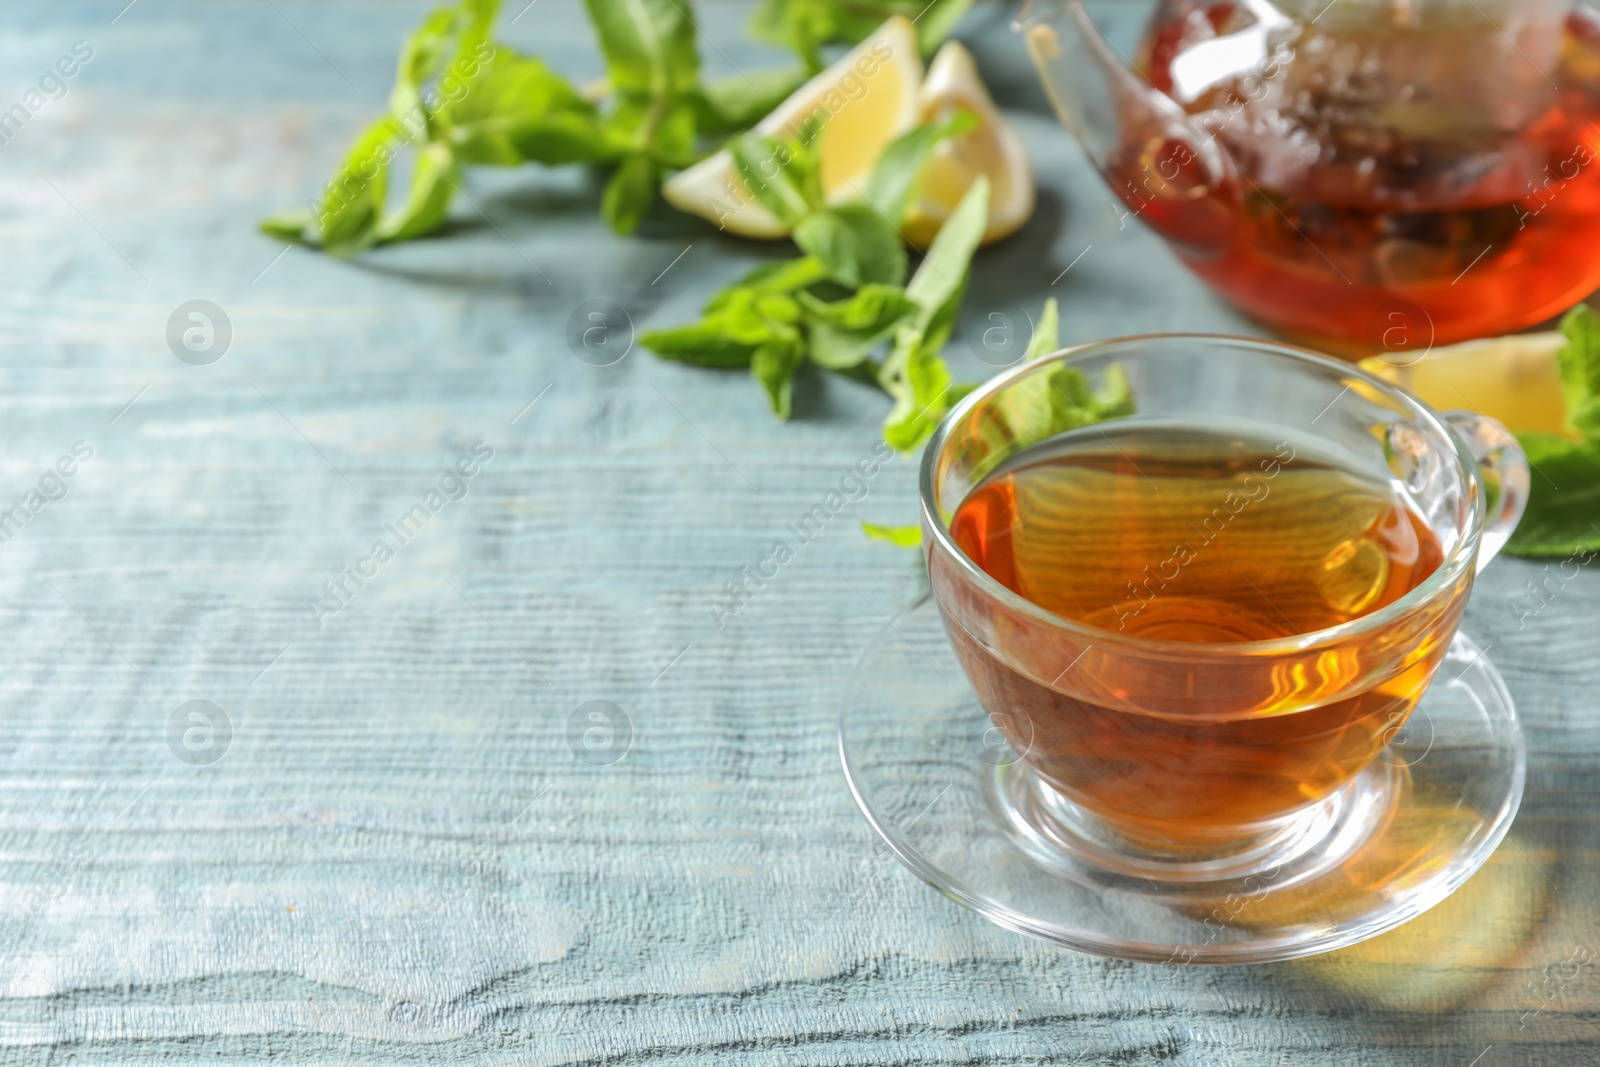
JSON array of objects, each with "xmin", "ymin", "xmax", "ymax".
[{"xmin": 1442, "ymin": 411, "xmax": 1530, "ymax": 572}]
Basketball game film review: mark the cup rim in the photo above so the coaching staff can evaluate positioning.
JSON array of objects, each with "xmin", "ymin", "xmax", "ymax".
[{"xmin": 917, "ymin": 332, "xmax": 1487, "ymax": 656}]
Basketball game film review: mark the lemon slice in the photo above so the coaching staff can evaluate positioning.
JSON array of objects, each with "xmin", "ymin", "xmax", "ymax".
[
  {"xmin": 902, "ymin": 40, "xmax": 1034, "ymax": 249},
  {"xmin": 662, "ymin": 16, "xmax": 922, "ymax": 239},
  {"xmin": 1359, "ymin": 333, "xmax": 1569, "ymax": 436}
]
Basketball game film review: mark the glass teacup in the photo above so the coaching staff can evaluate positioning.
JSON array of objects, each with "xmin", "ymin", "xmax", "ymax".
[{"xmin": 920, "ymin": 335, "xmax": 1528, "ymax": 875}]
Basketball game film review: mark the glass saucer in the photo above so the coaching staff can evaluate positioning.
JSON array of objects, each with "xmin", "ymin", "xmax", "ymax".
[{"xmin": 838, "ymin": 594, "xmax": 1525, "ymax": 964}]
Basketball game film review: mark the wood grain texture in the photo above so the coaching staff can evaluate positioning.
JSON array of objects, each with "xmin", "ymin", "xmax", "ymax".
[{"xmin": 0, "ymin": 0, "xmax": 1595, "ymax": 1062}]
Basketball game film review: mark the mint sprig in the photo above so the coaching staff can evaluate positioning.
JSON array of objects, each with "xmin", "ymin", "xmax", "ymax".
[
  {"xmin": 641, "ymin": 114, "xmax": 982, "ymax": 440},
  {"xmin": 582, "ymin": 0, "xmax": 702, "ymax": 232},
  {"xmin": 877, "ymin": 176, "xmax": 987, "ymax": 452},
  {"xmin": 1508, "ymin": 305, "xmax": 1600, "ymax": 558},
  {"xmin": 260, "ymin": 0, "xmax": 805, "ymax": 250}
]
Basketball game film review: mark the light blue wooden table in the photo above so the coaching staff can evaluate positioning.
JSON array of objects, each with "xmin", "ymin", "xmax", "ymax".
[{"xmin": 0, "ymin": 0, "xmax": 1597, "ymax": 1062}]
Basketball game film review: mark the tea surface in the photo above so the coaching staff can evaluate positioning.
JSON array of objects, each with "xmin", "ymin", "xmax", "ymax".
[{"xmin": 951, "ymin": 425, "xmax": 1444, "ymax": 642}]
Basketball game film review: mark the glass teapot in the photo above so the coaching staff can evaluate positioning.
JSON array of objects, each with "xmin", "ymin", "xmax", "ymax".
[{"xmin": 1017, "ymin": 0, "xmax": 1600, "ymax": 350}]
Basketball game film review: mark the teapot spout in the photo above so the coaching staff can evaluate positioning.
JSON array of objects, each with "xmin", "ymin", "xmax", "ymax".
[{"xmin": 1014, "ymin": 0, "xmax": 1239, "ymax": 258}]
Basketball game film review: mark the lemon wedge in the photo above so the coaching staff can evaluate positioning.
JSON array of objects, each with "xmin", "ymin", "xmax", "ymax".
[
  {"xmin": 1359, "ymin": 333, "xmax": 1569, "ymax": 436},
  {"xmin": 902, "ymin": 40, "xmax": 1034, "ymax": 249},
  {"xmin": 662, "ymin": 16, "xmax": 922, "ymax": 239}
]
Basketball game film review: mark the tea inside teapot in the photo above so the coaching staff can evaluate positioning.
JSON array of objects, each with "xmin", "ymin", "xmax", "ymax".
[
  {"xmin": 1149, "ymin": 0, "xmax": 1573, "ymax": 203},
  {"xmin": 1020, "ymin": 0, "xmax": 1600, "ymax": 347}
]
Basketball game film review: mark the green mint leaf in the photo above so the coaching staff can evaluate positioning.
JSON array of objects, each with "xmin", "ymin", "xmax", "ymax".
[
  {"xmin": 756, "ymin": 293, "xmax": 801, "ymax": 326},
  {"xmin": 861, "ymin": 522, "xmax": 922, "ymax": 547},
  {"xmin": 259, "ymin": 210, "xmax": 314, "ymax": 244},
  {"xmin": 798, "ymin": 284, "xmax": 916, "ymax": 331},
  {"xmin": 905, "ymin": 175, "xmax": 988, "ymax": 318},
  {"xmin": 970, "ymin": 363, "xmax": 1133, "ymax": 480},
  {"xmin": 729, "ymin": 129, "xmax": 823, "ymax": 226},
  {"xmin": 653, "ymin": 98, "xmax": 702, "ymax": 167},
  {"xmin": 512, "ymin": 111, "xmax": 629, "ymax": 165},
  {"xmin": 717, "ymin": 289, "xmax": 774, "ymax": 344},
  {"xmin": 1504, "ymin": 432, "xmax": 1600, "ymax": 558},
  {"xmin": 1023, "ymin": 294, "xmax": 1060, "ymax": 362},
  {"xmin": 746, "ymin": 0, "xmax": 834, "ymax": 70},
  {"xmin": 798, "ymin": 284, "xmax": 916, "ymax": 370},
  {"xmin": 584, "ymin": 0, "xmax": 700, "ymax": 100},
  {"xmin": 705, "ymin": 256, "xmax": 828, "ymax": 312},
  {"xmin": 1556, "ymin": 305, "xmax": 1600, "ymax": 438},
  {"xmin": 314, "ymin": 117, "xmax": 400, "ymax": 255},
  {"xmin": 651, "ymin": 281, "xmax": 805, "ymax": 414},
  {"xmin": 916, "ymin": 260, "xmax": 965, "ymax": 354},
  {"xmin": 1044, "ymin": 361, "xmax": 1132, "ymax": 424},
  {"xmin": 268, "ymin": 0, "xmax": 496, "ymax": 252},
  {"xmin": 641, "ymin": 323, "xmax": 758, "ymax": 367},
  {"xmin": 601, "ymin": 153, "xmax": 659, "ymax": 234},
  {"xmin": 377, "ymin": 141, "xmax": 460, "ymax": 241},
  {"xmin": 447, "ymin": 46, "xmax": 610, "ymax": 166},
  {"xmin": 877, "ymin": 177, "xmax": 989, "ymax": 452},
  {"xmin": 389, "ymin": 5, "xmax": 462, "ymax": 126},
  {"xmin": 605, "ymin": 94, "xmax": 697, "ymax": 167},
  {"xmin": 692, "ymin": 68, "xmax": 806, "ymax": 134},
  {"xmin": 715, "ymin": 287, "xmax": 799, "ymax": 345},
  {"xmin": 882, "ymin": 286, "xmax": 968, "ymax": 452},
  {"xmin": 585, "ymin": 0, "xmax": 700, "ymax": 229},
  {"xmin": 913, "ymin": 0, "xmax": 974, "ymax": 52},
  {"xmin": 752, "ymin": 339, "xmax": 806, "ymax": 418},
  {"xmin": 881, "ymin": 331, "xmax": 955, "ymax": 452},
  {"xmin": 960, "ymin": 299, "xmax": 1133, "ymax": 481},
  {"xmin": 860, "ymin": 111, "xmax": 978, "ymax": 226},
  {"xmin": 393, "ymin": 6, "xmax": 457, "ymax": 103},
  {"xmin": 806, "ymin": 322, "xmax": 878, "ymax": 370},
  {"xmin": 792, "ymin": 203, "xmax": 906, "ymax": 288},
  {"xmin": 647, "ymin": 268, "xmax": 808, "ymax": 384}
]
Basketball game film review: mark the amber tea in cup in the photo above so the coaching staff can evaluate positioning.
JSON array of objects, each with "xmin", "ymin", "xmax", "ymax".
[
  {"xmin": 921, "ymin": 336, "xmax": 1528, "ymax": 866},
  {"xmin": 949, "ymin": 423, "xmax": 1448, "ymax": 841}
]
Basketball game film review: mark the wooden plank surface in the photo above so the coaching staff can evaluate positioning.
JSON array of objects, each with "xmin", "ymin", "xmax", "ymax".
[{"xmin": 0, "ymin": 0, "xmax": 1596, "ymax": 1062}]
